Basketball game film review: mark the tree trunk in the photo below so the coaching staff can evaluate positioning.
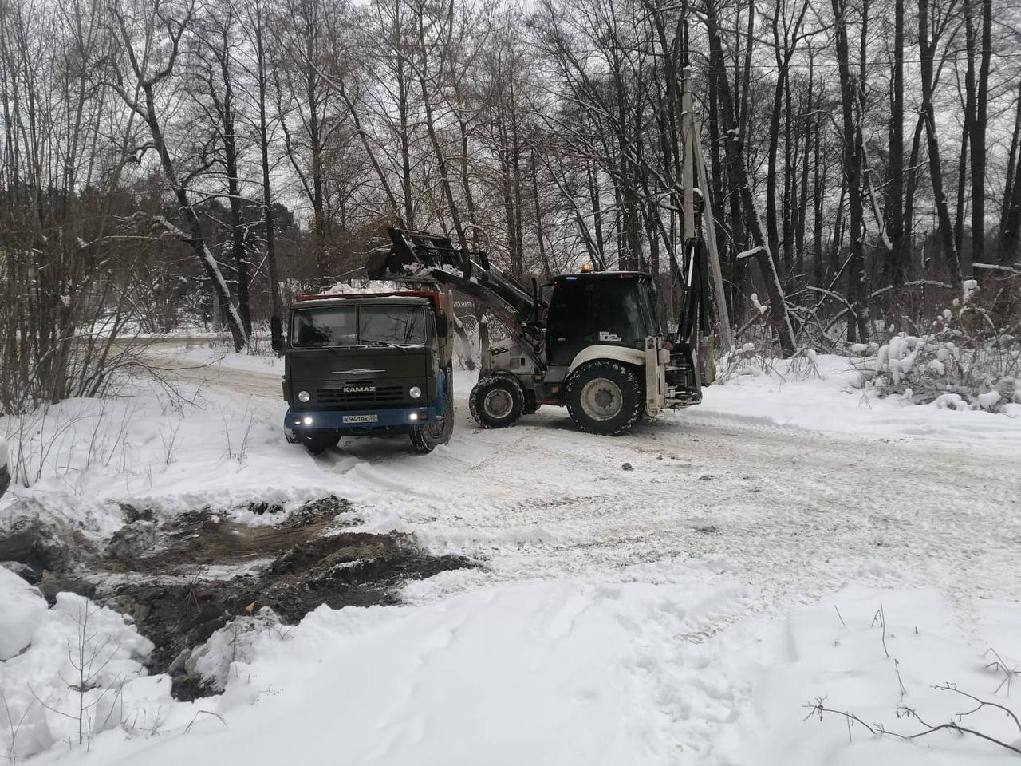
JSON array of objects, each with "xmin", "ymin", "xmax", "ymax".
[
  {"xmin": 253, "ymin": 2, "xmax": 283, "ymax": 353},
  {"xmin": 903, "ymin": 114, "xmax": 925, "ymax": 278},
  {"xmin": 394, "ymin": 0, "xmax": 415, "ymax": 228},
  {"xmin": 707, "ymin": 0, "xmax": 796, "ymax": 356},
  {"xmin": 968, "ymin": 0, "xmax": 991, "ymax": 269},
  {"xmin": 831, "ymin": 0, "xmax": 868, "ymax": 341},
  {"xmin": 214, "ymin": 25, "xmax": 251, "ymax": 336},
  {"xmin": 955, "ymin": 108, "xmax": 969, "ymax": 261},
  {"xmin": 999, "ymin": 88, "xmax": 1021, "ymax": 263},
  {"xmin": 886, "ymin": 0, "xmax": 906, "ymax": 288},
  {"xmin": 812, "ymin": 118, "xmax": 825, "ymax": 285},
  {"xmin": 530, "ymin": 146, "xmax": 552, "ymax": 277},
  {"xmin": 918, "ymin": 0, "xmax": 961, "ymax": 285},
  {"xmin": 796, "ymin": 64, "xmax": 811, "ymax": 273},
  {"xmin": 765, "ymin": 53, "xmax": 784, "ymax": 266},
  {"xmin": 999, "ymin": 80, "xmax": 1021, "ymax": 244}
]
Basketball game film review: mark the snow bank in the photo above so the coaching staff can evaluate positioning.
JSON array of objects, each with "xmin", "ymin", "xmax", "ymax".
[
  {"xmin": 30, "ymin": 571, "xmax": 749, "ymax": 766},
  {"xmin": 0, "ymin": 566, "xmax": 47, "ymax": 660},
  {"xmin": 20, "ymin": 575, "xmax": 1020, "ymax": 766},
  {"xmin": 0, "ymin": 589, "xmax": 157, "ymax": 761},
  {"xmin": 186, "ymin": 608, "xmax": 282, "ymax": 691},
  {"xmin": 720, "ymin": 587, "xmax": 1021, "ymax": 764},
  {"xmin": 0, "ymin": 376, "xmax": 342, "ymax": 536},
  {"xmin": 698, "ymin": 352, "xmax": 1021, "ymax": 453}
]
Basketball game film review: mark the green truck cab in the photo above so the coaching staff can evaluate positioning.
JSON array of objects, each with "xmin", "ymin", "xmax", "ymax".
[{"xmin": 282, "ymin": 290, "xmax": 454, "ymax": 454}]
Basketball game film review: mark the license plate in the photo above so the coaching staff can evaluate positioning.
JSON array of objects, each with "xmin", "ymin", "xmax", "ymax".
[{"xmin": 342, "ymin": 414, "xmax": 378, "ymax": 424}]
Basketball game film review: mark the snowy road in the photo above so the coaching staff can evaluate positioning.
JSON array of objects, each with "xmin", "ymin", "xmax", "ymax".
[{"xmin": 157, "ymin": 352, "xmax": 1021, "ymax": 612}]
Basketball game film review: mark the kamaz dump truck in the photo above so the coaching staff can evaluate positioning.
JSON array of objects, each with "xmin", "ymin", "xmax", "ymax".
[{"xmin": 282, "ymin": 290, "xmax": 454, "ymax": 454}]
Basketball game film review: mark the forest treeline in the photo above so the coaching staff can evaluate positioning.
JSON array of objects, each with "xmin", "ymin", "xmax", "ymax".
[{"xmin": 1, "ymin": 0, "xmax": 1019, "ymax": 409}]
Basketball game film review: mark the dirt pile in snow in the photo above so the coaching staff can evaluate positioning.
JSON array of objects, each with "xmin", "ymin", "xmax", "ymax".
[{"xmin": 0, "ymin": 495, "xmax": 471, "ymax": 700}]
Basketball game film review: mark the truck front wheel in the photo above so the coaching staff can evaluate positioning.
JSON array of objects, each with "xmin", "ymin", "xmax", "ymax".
[
  {"xmin": 565, "ymin": 361, "xmax": 643, "ymax": 435},
  {"xmin": 469, "ymin": 375, "xmax": 523, "ymax": 428},
  {"xmin": 410, "ymin": 367, "xmax": 455, "ymax": 454}
]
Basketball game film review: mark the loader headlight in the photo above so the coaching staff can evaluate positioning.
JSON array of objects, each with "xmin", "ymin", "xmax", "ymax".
[
  {"xmin": 297, "ymin": 390, "xmax": 310, "ymax": 403},
  {"xmin": 302, "ymin": 416, "xmax": 314, "ymax": 426},
  {"xmin": 409, "ymin": 412, "xmax": 419, "ymax": 421},
  {"xmin": 409, "ymin": 386, "xmax": 422, "ymax": 399}
]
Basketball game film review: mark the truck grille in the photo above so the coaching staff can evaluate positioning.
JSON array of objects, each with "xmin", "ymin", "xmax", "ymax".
[{"xmin": 316, "ymin": 382, "xmax": 406, "ymax": 406}]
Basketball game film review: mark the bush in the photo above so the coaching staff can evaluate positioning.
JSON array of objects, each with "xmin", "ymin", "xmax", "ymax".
[{"xmin": 852, "ymin": 280, "xmax": 1020, "ymax": 411}]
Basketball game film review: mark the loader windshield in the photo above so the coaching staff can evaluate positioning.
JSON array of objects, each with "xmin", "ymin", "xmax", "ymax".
[
  {"xmin": 291, "ymin": 303, "xmax": 431, "ymax": 348},
  {"xmin": 546, "ymin": 276, "xmax": 659, "ymax": 365}
]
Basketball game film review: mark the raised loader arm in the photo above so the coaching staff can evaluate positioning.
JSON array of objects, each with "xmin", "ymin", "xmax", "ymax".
[{"xmin": 367, "ymin": 228, "xmax": 545, "ymax": 340}]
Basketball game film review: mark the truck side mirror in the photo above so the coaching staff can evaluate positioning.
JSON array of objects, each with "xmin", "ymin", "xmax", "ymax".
[{"xmin": 436, "ymin": 312, "xmax": 449, "ymax": 338}]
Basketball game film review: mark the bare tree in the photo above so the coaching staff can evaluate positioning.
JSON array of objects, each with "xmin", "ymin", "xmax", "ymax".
[
  {"xmin": 104, "ymin": 0, "xmax": 248, "ymax": 349},
  {"xmin": 245, "ymin": 0, "xmax": 285, "ymax": 351}
]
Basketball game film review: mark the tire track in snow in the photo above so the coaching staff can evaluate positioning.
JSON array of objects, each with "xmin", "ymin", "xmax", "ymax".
[{"xmin": 159, "ymin": 355, "xmax": 1021, "ymax": 632}]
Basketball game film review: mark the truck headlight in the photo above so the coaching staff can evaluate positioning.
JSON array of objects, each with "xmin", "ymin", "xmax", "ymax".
[
  {"xmin": 409, "ymin": 386, "xmax": 422, "ymax": 399},
  {"xmin": 298, "ymin": 390, "xmax": 310, "ymax": 403}
]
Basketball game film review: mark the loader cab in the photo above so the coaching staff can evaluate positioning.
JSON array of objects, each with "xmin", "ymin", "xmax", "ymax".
[
  {"xmin": 471, "ymin": 269, "xmax": 672, "ymax": 436},
  {"xmin": 282, "ymin": 291, "xmax": 454, "ymax": 455},
  {"xmin": 545, "ymin": 272, "xmax": 660, "ymax": 365}
]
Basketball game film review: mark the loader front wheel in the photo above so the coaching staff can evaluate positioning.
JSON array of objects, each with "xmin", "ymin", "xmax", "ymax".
[
  {"xmin": 565, "ymin": 361, "xmax": 643, "ymax": 435},
  {"xmin": 469, "ymin": 375, "xmax": 523, "ymax": 428}
]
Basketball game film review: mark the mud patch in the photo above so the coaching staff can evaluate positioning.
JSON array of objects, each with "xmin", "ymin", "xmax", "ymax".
[
  {"xmin": 0, "ymin": 496, "xmax": 471, "ymax": 701},
  {"xmin": 99, "ymin": 496, "xmax": 358, "ymax": 574}
]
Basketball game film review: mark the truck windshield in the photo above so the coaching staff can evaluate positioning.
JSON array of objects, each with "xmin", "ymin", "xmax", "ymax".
[{"xmin": 291, "ymin": 304, "xmax": 431, "ymax": 347}]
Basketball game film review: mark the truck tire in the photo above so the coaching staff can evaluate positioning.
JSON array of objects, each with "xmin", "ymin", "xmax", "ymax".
[
  {"xmin": 469, "ymin": 375, "xmax": 523, "ymax": 428},
  {"xmin": 564, "ymin": 361, "xmax": 643, "ymax": 435},
  {"xmin": 302, "ymin": 429, "xmax": 339, "ymax": 455},
  {"xmin": 410, "ymin": 366, "xmax": 455, "ymax": 454}
]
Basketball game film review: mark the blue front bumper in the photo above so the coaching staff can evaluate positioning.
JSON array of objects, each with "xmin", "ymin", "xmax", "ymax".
[
  {"xmin": 284, "ymin": 403, "xmax": 441, "ymax": 436},
  {"xmin": 286, "ymin": 369, "xmax": 448, "ymax": 439}
]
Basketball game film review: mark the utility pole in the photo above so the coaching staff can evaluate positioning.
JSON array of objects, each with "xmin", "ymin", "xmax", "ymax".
[{"xmin": 681, "ymin": 68, "xmax": 734, "ymax": 354}]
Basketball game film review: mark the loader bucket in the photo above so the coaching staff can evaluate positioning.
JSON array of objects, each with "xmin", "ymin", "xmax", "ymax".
[{"xmin": 367, "ymin": 228, "xmax": 469, "ymax": 280}]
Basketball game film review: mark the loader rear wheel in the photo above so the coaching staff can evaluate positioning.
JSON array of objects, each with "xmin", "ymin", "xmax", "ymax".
[
  {"xmin": 469, "ymin": 375, "xmax": 523, "ymax": 428},
  {"xmin": 565, "ymin": 361, "xmax": 642, "ymax": 435}
]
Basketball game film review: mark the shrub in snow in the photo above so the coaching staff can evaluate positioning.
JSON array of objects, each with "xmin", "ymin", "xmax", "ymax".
[
  {"xmin": 0, "ymin": 590, "xmax": 156, "ymax": 760},
  {"xmin": 719, "ymin": 340, "xmax": 822, "ymax": 383},
  {"xmin": 855, "ymin": 282, "xmax": 1020, "ymax": 412}
]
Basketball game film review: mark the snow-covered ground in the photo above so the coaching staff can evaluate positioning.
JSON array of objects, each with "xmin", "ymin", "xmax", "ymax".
[
  {"xmin": 701, "ymin": 353, "xmax": 1021, "ymax": 452},
  {"xmin": 2, "ymin": 345, "xmax": 1019, "ymax": 765}
]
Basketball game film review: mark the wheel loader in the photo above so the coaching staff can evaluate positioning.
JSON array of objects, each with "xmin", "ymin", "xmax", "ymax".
[{"xmin": 367, "ymin": 228, "xmax": 711, "ymax": 436}]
